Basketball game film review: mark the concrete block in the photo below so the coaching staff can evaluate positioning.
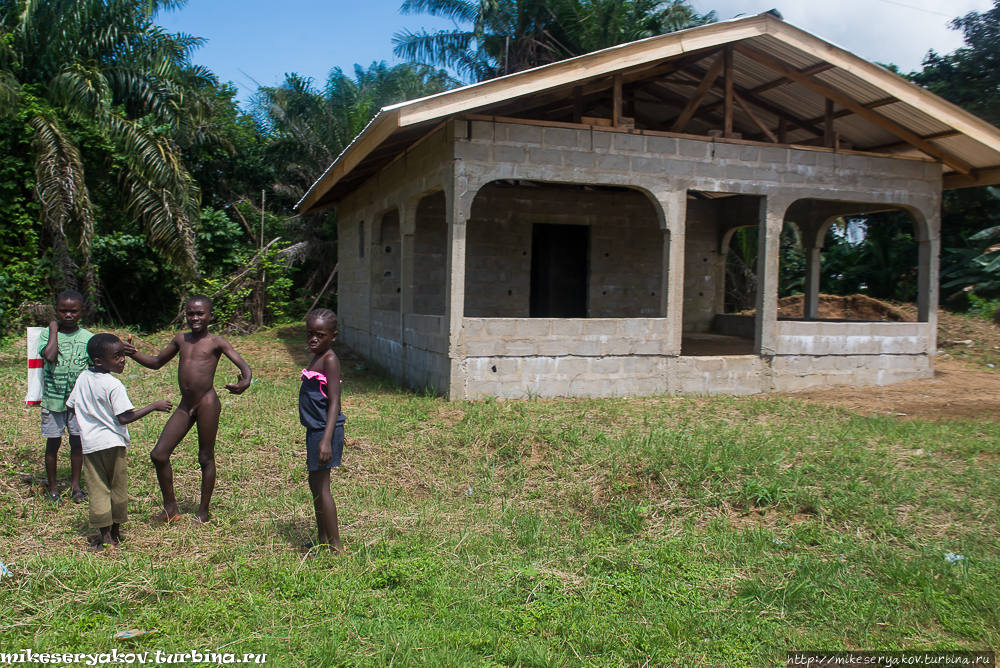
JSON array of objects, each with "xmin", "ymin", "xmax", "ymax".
[
  {"xmin": 694, "ymin": 162, "xmax": 726, "ymax": 179},
  {"xmin": 726, "ymin": 164, "xmax": 755, "ymax": 180},
  {"xmin": 556, "ymin": 357, "xmax": 589, "ymax": 375},
  {"xmin": 515, "ymin": 319, "xmax": 552, "ymax": 337},
  {"xmin": 596, "ymin": 154, "xmax": 630, "ymax": 172},
  {"xmin": 592, "ymin": 357, "xmax": 621, "ymax": 374},
  {"xmin": 632, "ymin": 157, "xmax": 663, "ymax": 174},
  {"xmin": 662, "ymin": 159, "xmax": 695, "ymax": 175},
  {"xmin": 760, "ymin": 147, "xmax": 788, "ymax": 164},
  {"xmin": 790, "ymin": 150, "xmax": 817, "ymax": 166},
  {"xmin": 529, "ymin": 148, "xmax": 563, "ymax": 166},
  {"xmin": 507, "ymin": 124, "xmax": 543, "ymax": 144},
  {"xmin": 622, "ymin": 356, "xmax": 654, "ymax": 373},
  {"xmin": 679, "ymin": 139, "xmax": 709, "ymax": 158},
  {"xmin": 465, "ymin": 340, "xmax": 504, "ymax": 356},
  {"xmin": 570, "ymin": 339, "xmax": 601, "ymax": 356},
  {"xmin": 565, "ymin": 151, "xmax": 596, "ymax": 168},
  {"xmin": 455, "ymin": 141, "xmax": 490, "ymax": 162},
  {"xmin": 612, "ymin": 134, "xmax": 644, "ymax": 152},
  {"xmin": 485, "ymin": 319, "xmax": 515, "ymax": 336},
  {"xmin": 584, "ymin": 320, "xmax": 617, "ymax": 336},
  {"xmin": 496, "ymin": 358, "xmax": 521, "ymax": 375},
  {"xmin": 523, "ymin": 357, "xmax": 557, "ymax": 376},
  {"xmin": 739, "ymin": 146, "xmax": 760, "ymax": 162},
  {"xmin": 591, "ymin": 133, "xmax": 612, "ymax": 150},
  {"xmin": 470, "ymin": 121, "xmax": 494, "ymax": 141},
  {"xmin": 544, "ymin": 127, "xmax": 579, "ymax": 148},
  {"xmin": 494, "ymin": 144, "xmax": 527, "ymax": 163},
  {"xmin": 646, "ymin": 136, "xmax": 678, "ymax": 154},
  {"xmin": 635, "ymin": 340, "xmax": 662, "ymax": 355},
  {"xmin": 551, "ymin": 319, "xmax": 583, "ymax": 336},
  {"xmin": 713, "ymin": 143, "xmax": 740, "ymax": 159},
  {"xmin": 604, "ymin": 338, "xmax": 633, "ymax": 355}
]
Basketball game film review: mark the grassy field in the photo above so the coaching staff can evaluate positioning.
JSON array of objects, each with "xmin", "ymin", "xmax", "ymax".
[{"xmin": 1, "ymin": 325, "xmax": 998, "ymax": 667}]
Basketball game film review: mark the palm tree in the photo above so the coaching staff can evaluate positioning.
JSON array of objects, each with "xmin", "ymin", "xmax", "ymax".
[
  {"xmin": 556, "ymin": 0, "xmax": 716, "ymax": 56},
  {"xmin": 252, "ymin": 62, "xmax": 458, "ymax": 205},
  {"xmin": 393, "ymin": 0, "xmax": 563, "ymax": 82},
  {"xmin": 0, "ymin": 0, "xmax": 216, "ymax": 299},
  {"xmin": 392, "ymin": 0, "xmax": 715, "ymax": 83}
]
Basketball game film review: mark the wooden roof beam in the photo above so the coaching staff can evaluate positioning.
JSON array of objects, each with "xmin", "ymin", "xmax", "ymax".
[
  {"xmin": 797, "ymin": 96, "xmax": 898, "ymax": 126},
  {"xmin": 700, "ymin": 62, "xmax": 835, "ymax": 114},
  {"xmin": 676, "ymin": 65, "xmax": 825, "ymax": 137},
  {"xmin": 670, "ymin": 53, "xmax": 726, "ymax": 133},
  {"xmin": 733, "ymin": 43, "xmax": 976, "ymax": 175},
  {"xmin": 867, "ymin": 129, "xmax": 962, "ymax": 152}
]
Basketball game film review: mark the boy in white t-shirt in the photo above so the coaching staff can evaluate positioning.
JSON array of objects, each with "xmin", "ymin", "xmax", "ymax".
[{"xmin": 67, "ymin": 334, "xmax": 171, "ymax": 551}]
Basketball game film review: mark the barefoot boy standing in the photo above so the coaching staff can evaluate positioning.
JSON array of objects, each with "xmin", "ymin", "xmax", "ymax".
[
  {"xmin": 67, "ymin": 334, "xmax": 172, "ymax": 550},
  {"xmin": 124, "ymin": 295, "xmax": 252, "ymax": 523},
  {"xmin": 38, "ymin": 290, "xmax": 92, "ymax": 505}
]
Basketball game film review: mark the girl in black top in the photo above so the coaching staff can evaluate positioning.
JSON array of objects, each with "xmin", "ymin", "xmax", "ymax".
[{"xmin": 299, "ymin": 308, "xmax": 345, "ymax": 555}]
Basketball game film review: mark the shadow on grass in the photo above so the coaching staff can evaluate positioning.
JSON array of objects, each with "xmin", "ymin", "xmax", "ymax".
[{"xmin": 273, "ymin": 517, "xmax": 315, "ymax": 551}]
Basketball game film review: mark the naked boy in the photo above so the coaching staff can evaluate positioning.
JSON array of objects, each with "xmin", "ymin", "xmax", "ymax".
[{"xmin": 125, "ymin": 295, "xmax": 251, "ymax": 523}]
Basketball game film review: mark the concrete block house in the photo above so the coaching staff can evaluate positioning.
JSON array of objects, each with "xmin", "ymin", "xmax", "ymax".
[{"xmin": 297, "ymin": 12, "xmax": 1000, "ymax": 399}]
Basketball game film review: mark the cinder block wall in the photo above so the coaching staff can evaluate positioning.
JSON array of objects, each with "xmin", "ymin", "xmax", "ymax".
[
  {"xmin": 464, "ymin": 184, "xmax": 663, "ymax": 318},
  {"xmin": 374, "ymin": 209, "xmax": 401, "ymax": 311},
  {"xmin": 414, "ymin": 192, "xmax": 447, "ymax": 316}
]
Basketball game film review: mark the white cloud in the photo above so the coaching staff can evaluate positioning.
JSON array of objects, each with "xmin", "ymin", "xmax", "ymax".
[{"xmin": 690, "ymin": 0, "xmax": 993, "ymax": 72}]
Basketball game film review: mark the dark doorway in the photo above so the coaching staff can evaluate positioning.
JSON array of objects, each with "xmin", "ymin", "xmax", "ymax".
[{"xmin": 530, "ymin": 223, "xmax": 589, "ymax": 318}]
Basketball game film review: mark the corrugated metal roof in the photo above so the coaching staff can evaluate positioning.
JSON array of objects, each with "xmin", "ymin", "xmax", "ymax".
[{"xmin": 299, "ymin": 12, "xmax": 1000, "ymax": 214}]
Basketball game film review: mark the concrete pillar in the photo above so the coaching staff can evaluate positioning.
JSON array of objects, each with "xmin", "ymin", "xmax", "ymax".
[
  {"xmin": 755, "ymin": 196, "xmax": 791, "ymax": 357},
  {"xmin": 803, "ymin": 245, "xmax": 822, "ymax": 320},
  {"xmin": 912, "ymin": 204, "xmax": 940, "ymax": 368},
  {"xmin": 444, "ymin": 166, "xmax": 474, "ymax": 400},
  {"xmin": 399, "ymin": 197, "xmax": 418, "ymax": 387},
  {"xmin": 654, "ymin": 190, "xmax": 687, "ymax": 356}
]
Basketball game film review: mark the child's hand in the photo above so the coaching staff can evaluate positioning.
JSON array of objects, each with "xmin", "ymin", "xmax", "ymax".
[
  {"xmin": 224, "ymin": 373, "xmax": 251, "ymax": 395},
  {"xmin": 318, "ymin": 438, "xmax": 332, "ymax": 465},
  {"xmin": 48, "ymin": 320, "xmax": 59, "ymax": 332},
  {"xmin": 122, "ymin": 333, "xmax": 137, "ymax": 357},
  {"xmin": 152, "ymin": 400, "xmax": 173, "ymax": 412}
]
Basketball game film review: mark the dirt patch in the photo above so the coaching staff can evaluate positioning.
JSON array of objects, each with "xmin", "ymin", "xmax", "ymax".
[
  {"xmin": 772, "ymin": 294, "xmax": 914, "ymax": 321},
  {"xmin": 782, "ymin": 359, "xmax": 1000, "ymax": 421}
]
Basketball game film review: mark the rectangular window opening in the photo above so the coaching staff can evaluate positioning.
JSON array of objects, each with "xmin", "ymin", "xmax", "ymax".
[{"xmin": 529, "ymin": 223, "xmax": 589, "ymax": 318}]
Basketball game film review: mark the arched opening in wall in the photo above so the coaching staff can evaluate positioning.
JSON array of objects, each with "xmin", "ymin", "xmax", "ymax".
[
  {"xmin": 372, "ymin": 208, "xmax": 400, "ymax": 311},
  {"xmin": 681, "ymin": 190, "xmax": 762, "ymax": 356},
  {"xmin": 464, "ymin": 180, "xmax": 664, "ymax": 318},
  {"xmin": 783, "ymin": 199, "xmax": 924, "ymax": 322},
  {"xmin": 414, "ymin": 191, "xmax": 447, "ymax": 316}
]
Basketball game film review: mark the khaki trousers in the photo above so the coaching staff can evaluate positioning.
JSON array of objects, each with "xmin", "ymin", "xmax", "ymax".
[{"xmin": 83, "ymin": 447, "xmax": 128, "ymax": 528}]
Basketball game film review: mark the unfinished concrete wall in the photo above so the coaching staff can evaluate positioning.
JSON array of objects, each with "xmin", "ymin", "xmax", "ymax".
[
  {"xmin": 332, "ymin": 124, "xmax": 454, "ymax": 375},
  {"xmin": 403, "ymin": 314, "xmax": 449, "ymax": 391},
  {"xmin": 771, "ymin": 321, "xmax": 933, "ymax": 391},
  {"xmin": 373, "ymin": 209, "xmax": 401, "ymax": 311},
  {"xmin": 414, "ymin": 192, "xmax": 448, "ymax": 316},
  {"xmin": 464, "ymin": 183, "xmax": 663, "ymax": 318}
]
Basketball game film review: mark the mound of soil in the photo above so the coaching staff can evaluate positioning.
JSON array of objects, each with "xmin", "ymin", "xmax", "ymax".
[{"xmin": 774, "ymin": 294, "xmax": 914, "ymax": 321}]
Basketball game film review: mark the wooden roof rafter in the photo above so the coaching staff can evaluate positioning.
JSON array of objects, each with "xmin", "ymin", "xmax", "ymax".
[{"xmin": 732, "ymin": 43, "xmax": 977, "ymax": 175}]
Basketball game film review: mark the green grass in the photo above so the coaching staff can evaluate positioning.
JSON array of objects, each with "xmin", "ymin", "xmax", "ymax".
[{"xmin": 1, "ymin": 325, "xmax": 998, "ymax": 666}]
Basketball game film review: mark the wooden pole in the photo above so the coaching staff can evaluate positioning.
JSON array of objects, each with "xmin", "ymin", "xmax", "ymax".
[
  {"xmin": 723, "ymin": 46, "xmax": 734, "ymax": 138},
  {"xmin": 612, "ymin": 74, "xmax": 622, "ymax": 127},
  {"xmin": 307, "ymin": 264, "xmax": 339, "ymax": 314},
  {"xmin": 824, "ymin": 99, "xmax": 835, "ymax": 148},
  {"xmin": 778, "ymin": 118, "xmax": 788, "ymax": 143}
]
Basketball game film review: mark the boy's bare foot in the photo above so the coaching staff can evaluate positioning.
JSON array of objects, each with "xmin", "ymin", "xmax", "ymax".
[
  {"xmin": 152, "ymin": 511, "xmax": 183, "ymax": 525},
  {"xmin": 193, "ymin": 509, "xmax": 211, "ymax": 523},
  {"xmin": 329, "ymin": 540, "xmax": 345, "ymax": 556}
]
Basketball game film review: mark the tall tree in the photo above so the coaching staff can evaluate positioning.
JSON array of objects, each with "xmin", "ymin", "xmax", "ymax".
[
  {"xmin": 252, "ymin": 62, "xmax": 457, "ymax": 206},
  {"xmin": 0, "ymin": 0, "xmax": 217, "ymax": 302},
  {"xmin": 392, "ymin": 0, "xmax": 715, "ymax": 83}
]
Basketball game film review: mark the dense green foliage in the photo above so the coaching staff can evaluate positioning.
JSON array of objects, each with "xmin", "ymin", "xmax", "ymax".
[{"xmin": 3, "ymin": 0, "xmax": 1000, "ymax": 330}]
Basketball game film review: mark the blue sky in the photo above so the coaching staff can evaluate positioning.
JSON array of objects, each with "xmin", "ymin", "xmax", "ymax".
[{"xmin": 158, "ymin": 0, "xmax": 993, "ymax": 107}]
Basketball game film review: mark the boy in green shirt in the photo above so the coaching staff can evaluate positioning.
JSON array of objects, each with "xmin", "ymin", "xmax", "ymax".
[{"xmin": 38, "ymin": 290, "xmax": 93, "ymax": 505}]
